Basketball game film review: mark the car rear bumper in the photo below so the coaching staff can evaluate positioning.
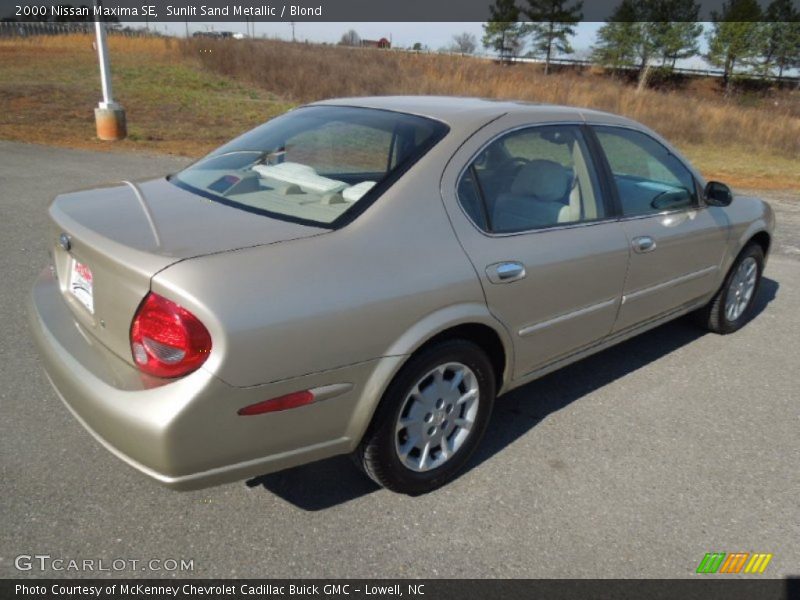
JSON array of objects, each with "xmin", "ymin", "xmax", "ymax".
[{"xmin": 28, "ymin": 266, "xmax": 398, "ymax": 490}]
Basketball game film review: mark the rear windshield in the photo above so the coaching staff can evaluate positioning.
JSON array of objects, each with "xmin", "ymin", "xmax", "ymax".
[{"xmin": 171, "ymin": 106, "xmax": 449, "ymax": 228}]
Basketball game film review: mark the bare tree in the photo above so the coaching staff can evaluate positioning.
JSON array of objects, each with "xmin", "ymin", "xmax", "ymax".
[
  {"xmin": 339, "ymin": 29, "xmax": 361, "ymax": 47},
  {"xmin": 452, "ymin": 32, "xmax": 478, "ymax": 55}
]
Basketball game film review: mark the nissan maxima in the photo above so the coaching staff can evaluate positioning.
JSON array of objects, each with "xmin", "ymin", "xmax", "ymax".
[{"xmin": 28, "ymin": 97, "xmax": 774, "ymax": 495}]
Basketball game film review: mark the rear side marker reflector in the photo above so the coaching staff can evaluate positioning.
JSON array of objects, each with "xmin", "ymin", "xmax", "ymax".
[
  {"xmin": 237, "ymin": 383, "xmax": 354, "ymax": 416},
  {"xmin": 238, "ymin": 391, "xmax": 315, "ymax": 415}
]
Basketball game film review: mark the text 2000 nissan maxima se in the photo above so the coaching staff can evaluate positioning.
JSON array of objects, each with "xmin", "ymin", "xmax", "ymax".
[{"xmin": 29, "ymin": 97, "xmax": 774, "ymax": 495}]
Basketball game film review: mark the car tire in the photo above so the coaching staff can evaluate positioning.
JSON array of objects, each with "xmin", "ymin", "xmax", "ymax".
[
  {"xmin": 355, "ymin": 339, "xmax": 496, "ymax": 495},
  {"xmin": 694, "ymin": 243, "xmax": 764, "ymax": 334}
]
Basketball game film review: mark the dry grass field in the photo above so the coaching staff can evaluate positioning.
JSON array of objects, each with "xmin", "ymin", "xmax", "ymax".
[
  {"xmin": 1, "ymin": 34, "xmax": 798, "ymax": 190},
  {"xmin": 0, "ymin": 35, "xmax": 292, "ymax": 155}
]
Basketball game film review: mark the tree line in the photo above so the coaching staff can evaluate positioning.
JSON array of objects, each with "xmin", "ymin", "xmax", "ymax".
[{"xmin": 481, "ymin": 0, "xmax": 800, "ymax": 88}]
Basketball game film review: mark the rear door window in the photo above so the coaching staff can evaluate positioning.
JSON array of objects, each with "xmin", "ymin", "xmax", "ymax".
[{"xmin": 457, "ymin": 125, "xmax": 606, "ymax": 233}]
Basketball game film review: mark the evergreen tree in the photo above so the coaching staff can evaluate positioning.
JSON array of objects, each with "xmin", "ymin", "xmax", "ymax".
[
  {"xmin": 592, "ymin": 1, "xmax": 653, "ymax": 75},
  {"xmin": 706, "ymin": 0, "xmax": 764, "ymax": 92},
  {"xmin": 483, "ymin": 0, "xmax": 531, "ymax": 61},
  {"xmin": 594, "ymin": 0, "xmax": 703, "ymax": 88},
  {"xmin": 761, "ymin": 0, "xmax": 800, "ymax": 81},
  {"xmin": 524, "ymin": 0, "xmax": 583, "ymax": 74},
  {"xmin": 648, "ymin": 1, "xmax": 703, "ymax": 68},
  {"xmin": 593, "ymin": 19, "xmax": 641, "ymax": 73}
]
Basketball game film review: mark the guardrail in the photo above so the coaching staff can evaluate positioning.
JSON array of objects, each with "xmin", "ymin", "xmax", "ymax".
[{"xmin": 509, "ymin": 55, "xmax": 800, "ymax": 84}]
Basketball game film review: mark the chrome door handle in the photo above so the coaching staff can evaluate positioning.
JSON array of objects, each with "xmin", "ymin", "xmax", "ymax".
[
  {"xmin": 632, "ymin": 236, "xmax": 656, "ymax": 253},
  {"xmin": 487, "ymin": 261, "xmax": 526, "ymax": 284}
]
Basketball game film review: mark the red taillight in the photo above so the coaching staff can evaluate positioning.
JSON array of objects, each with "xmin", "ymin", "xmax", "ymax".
[
  {"xmin": 237, "ymin": 391, "xmax": 315, "ymax": 415},
  {"xmin": 130, "ymin": 293, "xmax": 212, "ymax": 378}
]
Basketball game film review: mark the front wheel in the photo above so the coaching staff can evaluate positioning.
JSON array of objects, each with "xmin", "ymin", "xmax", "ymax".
[
  {"xmin": 355, "ymin": 339, "xmax": 496, "ymax": 495},
  {"xmin": 694, "ymin": 243, "xmax": 764, "ymax": 334}
]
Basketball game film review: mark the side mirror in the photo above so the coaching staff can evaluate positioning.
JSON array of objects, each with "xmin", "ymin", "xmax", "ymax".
[{"xmin": 705, "ymin": 181, "xmax": 733, "ymax": 207}]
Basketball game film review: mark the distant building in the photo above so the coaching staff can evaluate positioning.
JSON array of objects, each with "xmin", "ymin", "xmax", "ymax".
[
  {"xmin": 361, "ymin": 37, "xmax": 391, "ymax": 49},
  {"xmin": 192, "ymin": 31, "xmax": 234, "ymax": 39}
]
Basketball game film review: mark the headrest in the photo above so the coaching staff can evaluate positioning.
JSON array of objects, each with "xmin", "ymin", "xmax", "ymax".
[{"xmin": 509, "ymin": 159, "xmax": 570, "ymax": 203}]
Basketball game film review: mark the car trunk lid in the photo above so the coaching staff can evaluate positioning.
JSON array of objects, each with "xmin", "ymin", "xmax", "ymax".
[{"xmin": 49, "ymin": 177, "xmax": 325, "ymax": 367}]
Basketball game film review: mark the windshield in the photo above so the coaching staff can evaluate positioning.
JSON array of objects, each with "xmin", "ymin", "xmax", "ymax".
[{"xmin": 171, "ymin": 105, "xmax": 449, "ymax": 228}]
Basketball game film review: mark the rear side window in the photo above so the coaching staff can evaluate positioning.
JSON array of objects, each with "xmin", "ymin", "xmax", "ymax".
[
  {"xmin": 457, "ymin": 125, "xmax": 606, "ymax": 233},
  {"xmin": 593, "ymin": 126, "xmax": 697, "ymax": 217}
]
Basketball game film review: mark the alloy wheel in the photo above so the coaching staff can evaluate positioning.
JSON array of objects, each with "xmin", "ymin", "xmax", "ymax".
[
  {"xmin": 725, "ymin": 256, "xmax": 758, "ymax": 322},
  {"xmin": 394, "ymin": 362, "xmax": 480, "ymax": 473}
]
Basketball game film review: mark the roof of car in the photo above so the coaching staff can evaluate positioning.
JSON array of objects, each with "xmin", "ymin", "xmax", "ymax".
[
  {"xmin": 310, "ymin": 95, "xmax": 631, "ymax": 128},
  {"xmin": 307, "ymin": 95, "xmax": 698, "ymax": 182}
]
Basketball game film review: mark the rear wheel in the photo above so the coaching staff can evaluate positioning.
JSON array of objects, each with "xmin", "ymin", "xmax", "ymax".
[
  {"xmin": 355, "ymin": 339, "xmax": 496, "ymax": 495},
  {"xmin": 694, "ymin": 243, "xmax": 764, "ymax": 334}
]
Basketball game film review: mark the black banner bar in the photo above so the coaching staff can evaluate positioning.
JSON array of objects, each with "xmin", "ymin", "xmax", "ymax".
[
  {"xmin": 2, "ymin": 0, "xmax": 799, "ymax": 23},
  {"xmin": 2, "ymin": 579, "xmax": 799, "ymax": 600}
]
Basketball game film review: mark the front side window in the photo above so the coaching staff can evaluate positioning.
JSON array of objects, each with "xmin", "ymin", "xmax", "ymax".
[
  {"xmin": 172, "ymin": 106, "xmax": 448, "ymax": 227},
  {"xmin": 593, "ymin": 126, "xmax": 697, "ymax": 217},
  {"xmin": 458, "ymin": 125, "xmax": 606, "ymax": 234}
]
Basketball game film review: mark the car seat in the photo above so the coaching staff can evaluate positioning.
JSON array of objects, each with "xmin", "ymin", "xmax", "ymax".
[{"xmin": 492, "ymin": 159, "xmax": 575, "ymax": 231}]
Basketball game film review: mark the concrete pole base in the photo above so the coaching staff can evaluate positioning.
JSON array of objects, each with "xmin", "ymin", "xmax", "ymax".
[{"xmin": 95, "ymin": 107, "xmax": 127, "ymax": 141}]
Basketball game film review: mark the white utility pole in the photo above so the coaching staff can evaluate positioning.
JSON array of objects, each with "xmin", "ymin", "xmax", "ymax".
[
  {"xmin": 93, "ymin": 1, "xmax": 126, "ymax": 140},
  {"xmin": 94, "ymin": 17, "xmax": 117, "ymax": 110}
]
